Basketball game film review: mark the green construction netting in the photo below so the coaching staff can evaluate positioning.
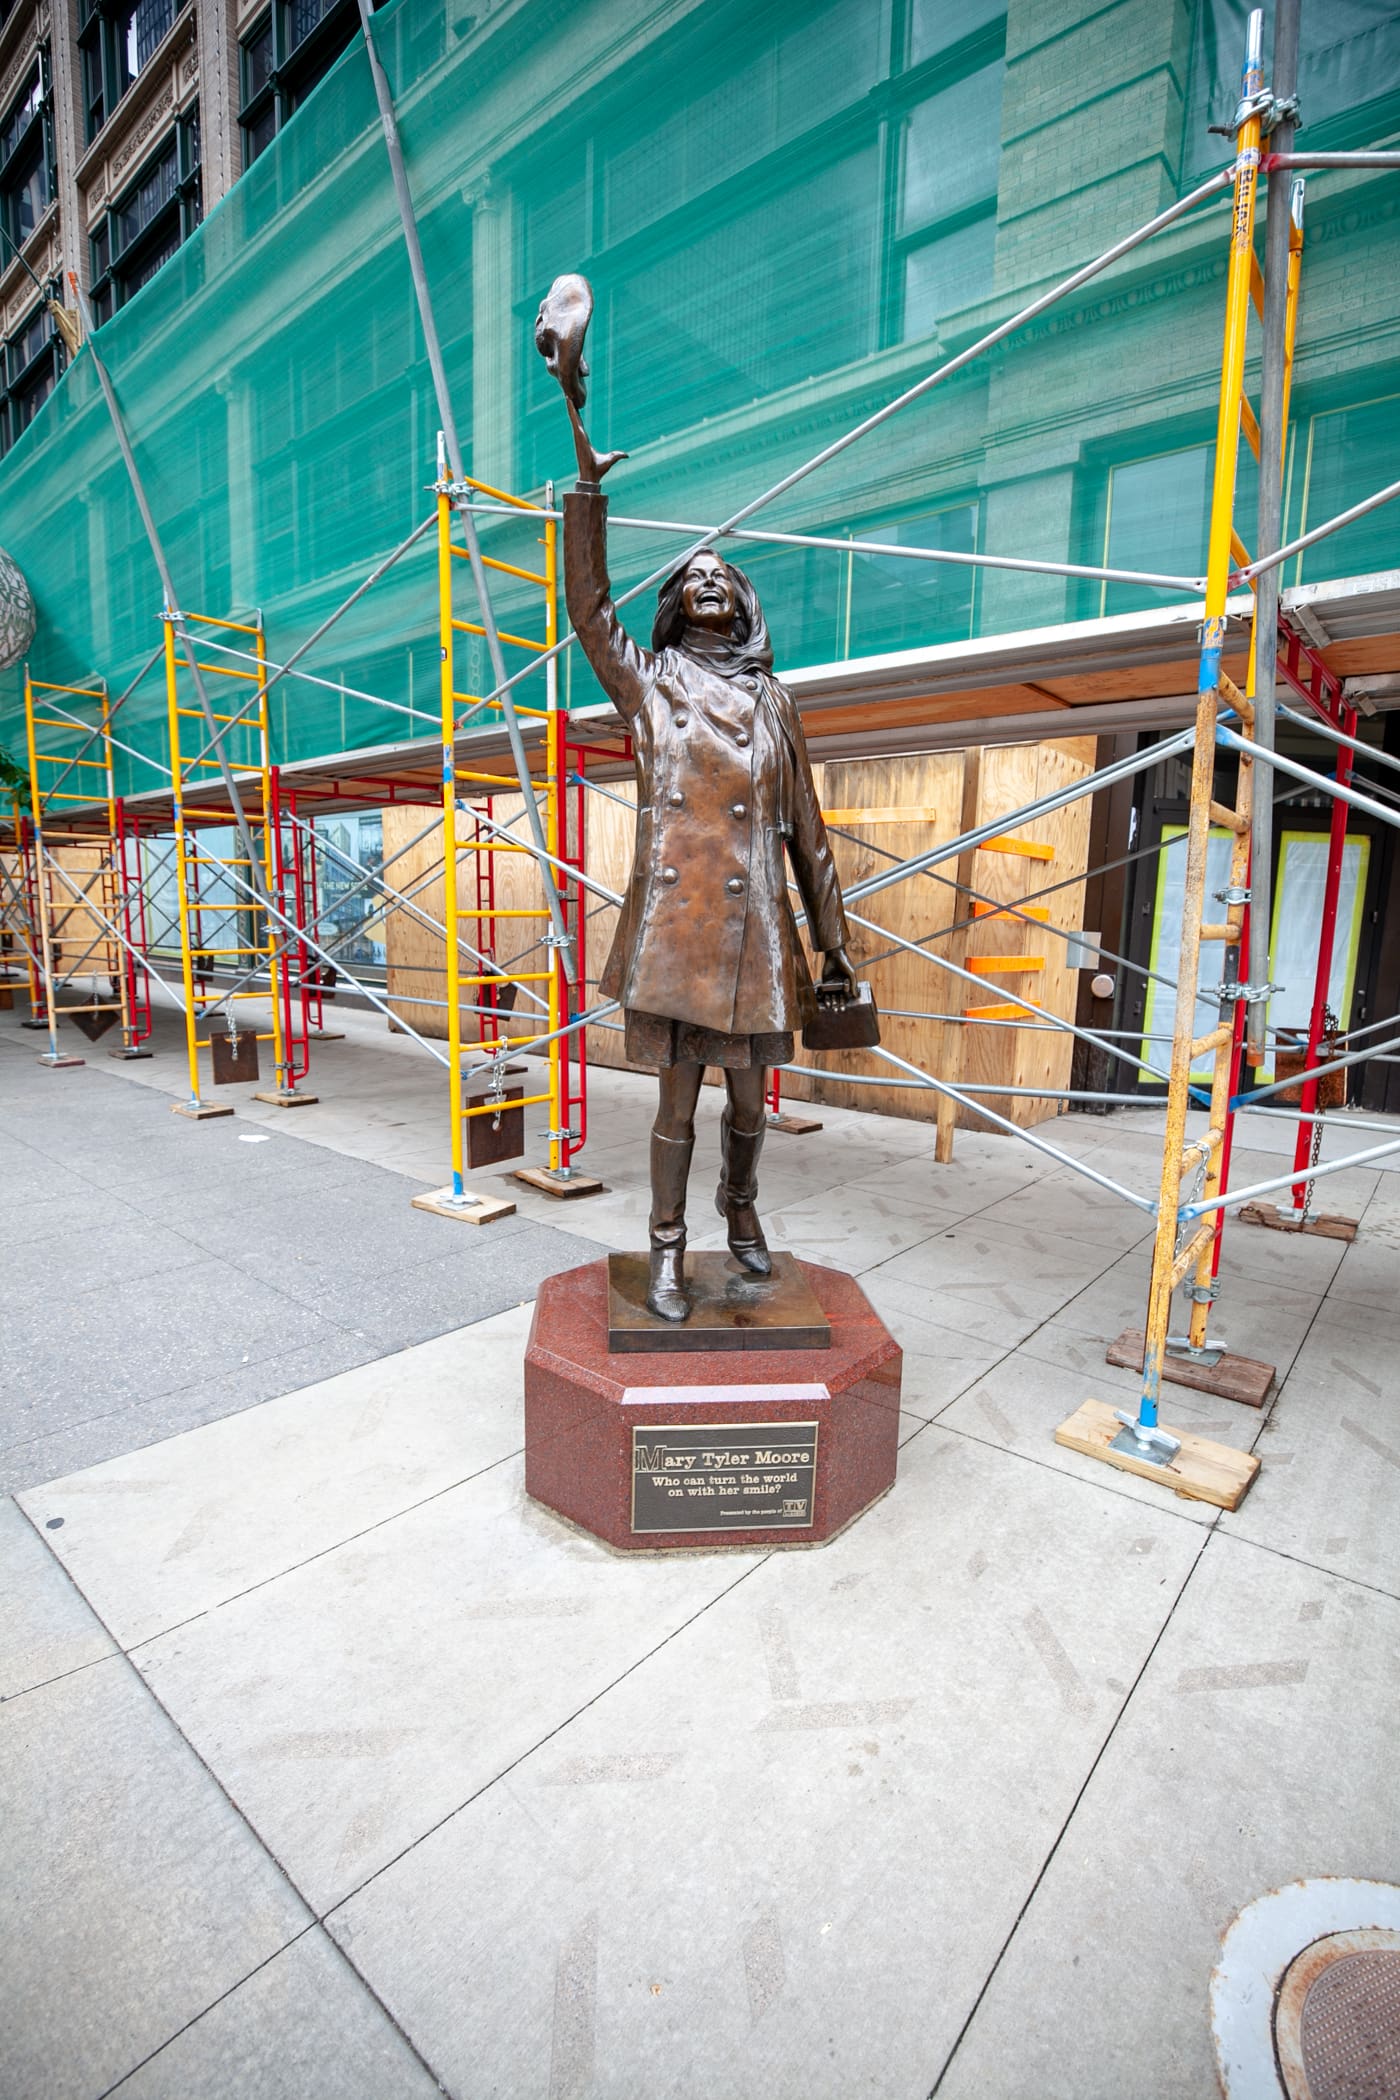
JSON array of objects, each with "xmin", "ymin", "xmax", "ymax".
[{"xmin": 2, "ymin": 0, "xmax": 1400, "ymax": 798}]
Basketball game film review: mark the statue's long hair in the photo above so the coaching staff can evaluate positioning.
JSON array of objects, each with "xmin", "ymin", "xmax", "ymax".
[{"xmin": 651, "ymin": 556, "xmax": 774, "ymax": 677}]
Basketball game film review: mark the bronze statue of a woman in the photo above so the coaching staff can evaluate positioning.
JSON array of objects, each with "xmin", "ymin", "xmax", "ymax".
[{"xmin": 536, "ymin": 276, "xmax": 856, "ymax": 1325}]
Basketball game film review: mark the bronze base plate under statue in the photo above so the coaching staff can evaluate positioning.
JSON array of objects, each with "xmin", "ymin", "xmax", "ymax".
[{"xmin": 606, "ymin": 1250, "xmax": 830, "ymax": 1354}]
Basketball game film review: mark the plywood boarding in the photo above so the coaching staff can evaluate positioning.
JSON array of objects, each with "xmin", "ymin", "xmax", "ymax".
[
  {"xmin": 578, "ymin": 774, "xmax": 636, "ymax": 1073},
  {"xmin": 770, "ymin": 738, "xmax": 1093, "ymax": 1132},
  {"xmin": 382, "ymin": 799, "xmax": 558, "ymax": 1049},
  {"xmin": 42, "ymin": 843, "xmax": 122, "ymax": 982},
  {"xmin": 777, "ymin": 751, "xmax": 962, "ymax": 1125}
]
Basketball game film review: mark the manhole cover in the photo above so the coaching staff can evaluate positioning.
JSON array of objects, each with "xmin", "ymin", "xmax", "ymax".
[
  {"xmin": 1276, "ymin": 1931, "xmax": 1400, "ymax": 2100},
  {"xmin": 1211, "ymin": 1880, "xmax": 1400, "ymax": 2099}
]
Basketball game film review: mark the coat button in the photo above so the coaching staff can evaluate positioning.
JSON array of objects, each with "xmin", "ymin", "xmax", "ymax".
[
  {"xmin": 674, "ymin": 712, "xmax": 689, "ymax": 728},
  {"xmin": 725, "ymin": 876, "xmax": 744, "ymax": 895},
  {"xmin": 662, "ymin": 866, "xmax": 679, "ymax": 884},
  {"xmin": 734, "ymin": 730, "xmax": 749, "ymax": 746},
  {"xmin": 730, "ymin": 802, "xmax": 746, "ymax": 819},
  {"xmin": 668, "ymin": 790, "xmax": 684, "ymax": 807}
]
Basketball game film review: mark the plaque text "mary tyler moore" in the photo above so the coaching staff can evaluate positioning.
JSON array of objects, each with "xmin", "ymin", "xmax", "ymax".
[{"xmin": 631, "ymin": 1422, "xmax": 819, "ymax": 1533}]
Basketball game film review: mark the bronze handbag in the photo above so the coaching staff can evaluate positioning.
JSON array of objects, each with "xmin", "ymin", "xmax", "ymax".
[{"xmin": 802, "ymin": 980, "xmax": 881, "ymax": 1052}]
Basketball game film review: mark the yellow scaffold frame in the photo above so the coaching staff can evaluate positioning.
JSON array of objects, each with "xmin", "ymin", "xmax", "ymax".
[
  {"xmin": 163, "ymin": 609, "xmax": 290, "ymax": 1118},
  {"xmin": 427, "ymin": 454, "xmax": 565, "ymax": 1219},
  {"xmin": 22, "ymin": 669, "xmax": 130, "ymax": 1067}
]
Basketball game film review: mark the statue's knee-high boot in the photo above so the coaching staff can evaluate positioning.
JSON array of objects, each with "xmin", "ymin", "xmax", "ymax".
[
  {"xmin": 715, "ymin": 1109, "xmax": 772, "ymax": 1276},
  {"xmin": 647, "ymin": 1129, "xmax": 694, "ymax": 1321}
]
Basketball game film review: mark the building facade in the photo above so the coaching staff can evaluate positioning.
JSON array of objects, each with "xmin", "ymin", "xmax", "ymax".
[{"xmin": 0, "ymin": 0, "xmax": 370, "ymax": 452}]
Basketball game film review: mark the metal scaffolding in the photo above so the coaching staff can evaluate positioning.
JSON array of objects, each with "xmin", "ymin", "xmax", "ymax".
[{"xmin": 11, "ymin": 0, "xmax": 1400, "ymax": 1523}]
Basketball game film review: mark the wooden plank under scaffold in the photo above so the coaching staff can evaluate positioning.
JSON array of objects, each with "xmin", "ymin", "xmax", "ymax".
[
  {"xmin": 1054, "ymin": 1398, "xmax": 1259, "ymax": 1510},
  {"xmin": 411, "ymin": 1185, "xmax": 516, "ymax": 1225},
  {"xmin": 1103, "ymin": 1328, "xmax": 1275, "ymax": 1408},
  {"xmin": 1237, "ymin": 1201, "xmax": 1358, "ymax": 1242}
]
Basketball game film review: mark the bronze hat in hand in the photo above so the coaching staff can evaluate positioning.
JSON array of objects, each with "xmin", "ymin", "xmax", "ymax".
[{"xmin": 534, "ymin": 274, "xmax": 593, "ymax": 410}]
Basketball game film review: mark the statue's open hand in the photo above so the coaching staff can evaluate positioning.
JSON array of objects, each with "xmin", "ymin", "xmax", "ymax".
[
  {"xmin": 566, "ymin": 399, "xmax": 628, "ymax": 485},
  {"xmin": 818, "ymin": 947, "xmax": 858, "ymax": 1009}
]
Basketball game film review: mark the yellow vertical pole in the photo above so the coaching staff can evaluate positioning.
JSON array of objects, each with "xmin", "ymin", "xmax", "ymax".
[
  {"xmin": 24, "ymin": 668, "xmax": 66, "ymax": 1064},
  {"xmin": 544, "ymin": 485, "xmax": 562, "ymax": 1175},
  {"xmin": 164, "ymin": 613, "xmax": 203, "ymax": 1105},
  {"xmin": 1137, "ymin": 10, "xmax": 1264, "ymax": 1431},
  {"xmin": 439, "ymin": 443, "xmax": 467, "ymax": 1199}
]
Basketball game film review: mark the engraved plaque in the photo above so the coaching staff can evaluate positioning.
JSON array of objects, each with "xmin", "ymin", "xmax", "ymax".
[{"xmin": 631, "ymin": 1421, "xmax": 818, "ymax": 1534}]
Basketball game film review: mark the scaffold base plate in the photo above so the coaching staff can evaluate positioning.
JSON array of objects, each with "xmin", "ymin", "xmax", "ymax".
[
  {"xmin": 253, "ymin": 1089, "xmax": 319, "ymax": 1108},
  {"xmin": 308, "ymin": 1029, "xmax": 345, "ymax": 1040},
  {"xmin": 1238, "ymin": 1200, "xmax": 1359, "ymax": 1242},
  {"xmin": 512, "ymin": 1166, "xmax": 608, "ymax": 1200},
  {"xmin": 411, "ymin": 1184, "xmax": 516, "ymax": 1226},
  {"xmin": 37, "ymin": 1052, "xmax": 84, "ymax": 1068},
  {"xmin": 171, "ymin": 1099, "xmax": 235, "ymax": 1120},
  {"xmin": 768, "ymin": 1112, "xmax": 824, "ymax": 1134},
  {"xmin": 1105, "ymin": 1327, "xmax": 1275, "ymax": 1408},
  {"xmin": 107, "ymin": 1046, "xmax": 153, "ymax": 1060},
  {"xmin": 20, "ymin": 1017, "xmax": 49, "ymax": 1029},
  {"xmin": 1055, "ymin": 1398, "xmax": 1259, "ymax": 1510}
]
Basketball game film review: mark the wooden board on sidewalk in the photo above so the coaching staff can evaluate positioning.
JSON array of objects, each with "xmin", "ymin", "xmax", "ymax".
[
  {"xmin": 1105, "ymin": 1326, "xmax": 1275, "ymax": 1408},
  {"xmin": 1238, "ymin": 1201, "xmax": 1358, "ymax": 1242},
  {"xmin": 411, "ymin": 1184, "xmax": 515, "ymax": 1225},
  {"xmin": 1055, "ymin": 1397, "xmax": 1259, "ymax": 1510}
]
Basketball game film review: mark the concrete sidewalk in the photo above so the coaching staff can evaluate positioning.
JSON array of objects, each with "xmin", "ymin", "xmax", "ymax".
[{"xmin": 2, "ymin": 1005, "xmax": 1398, "ymax": 2098}]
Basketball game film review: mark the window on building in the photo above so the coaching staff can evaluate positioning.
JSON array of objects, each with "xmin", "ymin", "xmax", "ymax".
[
  {"xmin": 847, "ymin": 504, "xmax": 980, "ymax": 656},
  {"xmin": 1090, "ymin": 436, "xmax": 1258, "ymax": 619},
  {"xmin": 239, "ymin": 0, "xmax": 377, "ymax": 169},
  {"xmin": 897, "ymin": 39, "xmax": 1004, "ymax": 341},
  {"xmin": 516, "ymin": 3, "xmax": 1007, "ymax": 485},
  {"xmin": 89, "ymin": 107, "xmax": 201, "ymax": 320},
  {"xmin": 78, "ymin": 0, "xmax": 180, "ymax": 144},
  {"xmin": 0, "ymin": 298, "xmax": 65, "ymax": 455},
  {"xmin": 0, "ymin": 54, "xmax": 54, "ymax": 256},
  {"xmin": 1290, "ymin": 391, "xmax": 1400, "ymax": 585}
]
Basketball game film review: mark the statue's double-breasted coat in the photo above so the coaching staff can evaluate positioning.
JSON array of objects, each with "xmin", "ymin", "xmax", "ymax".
[{"xmin": 564, "ymin": 489, "xmax": 849, "ymax": 1038}]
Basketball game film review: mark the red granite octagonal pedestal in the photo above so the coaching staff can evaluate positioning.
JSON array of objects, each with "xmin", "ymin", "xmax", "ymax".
[{"xmin": 524, "ymin": 1257, "xmax": 902, "ymax": 1551}]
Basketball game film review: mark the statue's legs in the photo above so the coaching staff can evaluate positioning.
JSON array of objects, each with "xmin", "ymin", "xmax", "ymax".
[
  {"xmin": 716, "ymin": 1064, "xmax": 772, "ymax": 1277},
  {"xmin": 647, "ymin": 1059, "xmax": 703, "ymax": 1322}
]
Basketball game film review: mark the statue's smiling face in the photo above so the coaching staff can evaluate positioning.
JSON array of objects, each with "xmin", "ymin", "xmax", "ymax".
[{"xmin": 681, "ymin": 554, "xmax": 736, "ymax": 632}]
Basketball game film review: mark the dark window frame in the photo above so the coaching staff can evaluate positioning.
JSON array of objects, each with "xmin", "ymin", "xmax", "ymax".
[
  {"xmin": 0, "ymin": 48, "xmax": 55, "ymax": 257},
  {"xmin": 78, "ymin": 0, "xmax": 182, "ymax": 145},
  {"xmin": 89, "ymin": 103, "xmax": 201, "ymax": 321},
  {"xmin": 0, "ymin": 295, "xmax": 65, "ymax": 455},
  {"xmin": 239, "ymin": 0, "xmax": 379, "ymax": 170}
]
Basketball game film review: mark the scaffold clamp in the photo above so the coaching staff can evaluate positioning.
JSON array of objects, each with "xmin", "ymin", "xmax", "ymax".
[
  {"xmin": 1210, "ymin": 88, "xmax": 1300, "ymax": 139},
  {"xmin": 1219, "ymin": 979, "xmax": 1281, "ymax": 1005}
]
